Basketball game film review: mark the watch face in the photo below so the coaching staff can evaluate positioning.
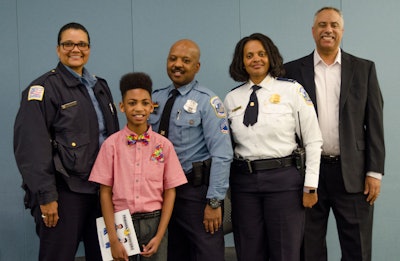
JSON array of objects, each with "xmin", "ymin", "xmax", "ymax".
[
  {"xmin": 209, "ymin": 198, "xmax": 221, "ymax": 208},
  {"xmin": 304, "ymin": 188, "xmax": 317, "ymax": 193}
]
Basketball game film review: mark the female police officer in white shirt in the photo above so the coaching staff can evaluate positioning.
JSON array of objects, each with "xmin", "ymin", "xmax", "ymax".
[{"xmin": 224, "ymin": 33, "xmax": 322, "ymax": 261}]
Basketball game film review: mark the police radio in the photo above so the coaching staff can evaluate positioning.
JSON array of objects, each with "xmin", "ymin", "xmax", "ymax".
[{"xmin": 293, "ymin": 111, "xmax": 306, "ymax": 177}]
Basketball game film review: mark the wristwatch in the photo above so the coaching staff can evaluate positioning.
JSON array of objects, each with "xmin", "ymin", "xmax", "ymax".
[
  {"xmin": 303, "ymin": 187, "xmax": 317, "ymax": 194},
  {"xmin": 207, "ymin": 198, "xmax": 222, "ymax": 209}
]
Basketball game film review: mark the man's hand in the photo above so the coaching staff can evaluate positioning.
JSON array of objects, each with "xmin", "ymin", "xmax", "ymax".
[
  {"xmin": 364, "ymin": 176, "xmax": 381, "ymax": 205},
  {"xmin": 203, "ymin": 205, "xmax": 222, "ymax": 234},
  {"xmin": 303, "ymin": 192, "xmax": 318, "ymax": 208},
  {"xmin": 40, "ymin": 201, "xmax": 59, "ymax": 227}
]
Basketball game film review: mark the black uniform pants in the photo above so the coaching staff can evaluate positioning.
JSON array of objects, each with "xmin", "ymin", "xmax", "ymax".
[
  {"xmin": 303, "ymin": 161, "xmax": 374, "ymax": 261},
  {"xmin": 167, "ymin": 182, "xmax": 225, "ymax": 261},
  {"xmin": 33, "ymin": 186, "xmax": 102, "ymax": 261},
  {"xmin": 230, "ymin": 166, "xmax": 304, "ymax": 261}
]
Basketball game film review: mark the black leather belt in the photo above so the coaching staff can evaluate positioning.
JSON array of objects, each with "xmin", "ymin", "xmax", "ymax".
[
  {"xmin": 321, "ymin": 155, "xmax": 340, "ymax": 164},
  {"xmin": 131, "ymin": 210, "xmax": 161, "ymax": 221},
  {"xmin": 233, "ymin": 156, "xmax": 295, "ymax": 174}
]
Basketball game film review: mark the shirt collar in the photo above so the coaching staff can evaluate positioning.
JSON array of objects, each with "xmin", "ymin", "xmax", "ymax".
[
  {"xmin": 169, "ymin": 80, "xmax": 198, "ymax": 96},
  {"xmin": 248, "ymin": 74, "xmax": 273, "ymax": 90},
  {"xmin": 313, "ymin": 49, "xmax": 342, "ymax": 67},
  {"xmin": 123, "ymin": 124, "xmax": 152, "ymax": 136},
  {"xmin": 63, "ymin": 64, "xmax": 97, "ymax": 88}
]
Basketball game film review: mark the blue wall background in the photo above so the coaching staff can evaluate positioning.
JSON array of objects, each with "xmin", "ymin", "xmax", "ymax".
[{"xmin": 1, "ymin": 0, "xmax": 398, "ymax": 260}]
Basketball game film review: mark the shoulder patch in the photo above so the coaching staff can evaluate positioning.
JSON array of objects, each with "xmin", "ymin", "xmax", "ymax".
[
  {"xmin": 210, "ymin": 96, "xmax": 226, "ymax": 118},
  {"xmin": 28, "ymin": 85, "xmax": 45, "ymax": 101},
  {"xmin": 276, "ymin": 77, "xmax": 297, "ymax": 83},
  {"xmin": 219, "ymin": 118, "xmax": 229, "ymax": 134},
  {"xmin": 298, "ymin": 86, "xmax": 313, "ymax": 105}
]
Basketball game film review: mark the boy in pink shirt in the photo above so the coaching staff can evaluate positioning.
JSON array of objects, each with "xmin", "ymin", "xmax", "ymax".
[{"xmin": 89, "ymin": 72, "xmax": 187, "ymax": 261}]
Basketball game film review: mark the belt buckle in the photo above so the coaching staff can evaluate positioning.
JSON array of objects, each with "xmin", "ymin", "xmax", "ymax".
[
  {"xmin": 322, "ymin": 155, "xmax": 339, "ymax": 163},
  {"xmin": 327, "ymin": 155, "xmax": 337, "ymax": 160},
  {"xmin": 246, "ymin": 159, "xmax": 253, "ymax": 174}
]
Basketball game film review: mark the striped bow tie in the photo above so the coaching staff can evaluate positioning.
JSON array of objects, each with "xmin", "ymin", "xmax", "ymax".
[{"xmin": 127, "ymin": 133, "xmax": 150, "ymax": 145}]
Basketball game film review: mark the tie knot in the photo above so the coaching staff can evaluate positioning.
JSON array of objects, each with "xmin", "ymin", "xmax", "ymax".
[
  {"xmin": 127, "ymin": 133, "xmax": 150, "ymax": 145},
  {"xmin": 252, "ymin": 85, "xmax": 261, "ymax": 92},
  {"xmin": 170, "ymin": 89, "xmax": 179, "ymax": 97}
]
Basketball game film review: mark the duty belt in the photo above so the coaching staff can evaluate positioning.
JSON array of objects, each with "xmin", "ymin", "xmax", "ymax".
[{"xmin": 233, "ymin": 156, "xmax": 295, "ymax": 174}]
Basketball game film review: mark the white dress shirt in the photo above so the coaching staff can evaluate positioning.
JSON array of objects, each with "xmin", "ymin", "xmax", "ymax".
[
  {"xmin": 224, "ymin": 74, "xmax": 323, "ymax": 187},
  {"xmin": 313, "ymin": 49, "xmax": 382, "ymax": 180}
]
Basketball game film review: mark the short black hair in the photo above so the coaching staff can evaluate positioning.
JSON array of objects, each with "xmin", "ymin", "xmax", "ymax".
[
  {"xmin": 120, "ymin": 72, "xmax": 153, "ymax": 98},
  {"xmin": 229, "ymin": 33, "xmax": 285, "ymax": 82},
  {"xmin": 58, "ymin": 22, "xmax": 90, "ymax": 45}
]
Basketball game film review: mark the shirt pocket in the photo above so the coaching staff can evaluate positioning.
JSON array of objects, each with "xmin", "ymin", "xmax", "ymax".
[
  {"xmin": 54, "ymin": 131, "xmax": 92, "ymax": 175},
  {"xmin": 174, "ymin": 114, "xmax": 202, "ymax": 144},
  {"xmin": 258, "ymin": 103, "xmax": 294, "ymax": 131},
  {"xmin": 145, "ymin": 159, "xmax": 164, "ymax": 184}
]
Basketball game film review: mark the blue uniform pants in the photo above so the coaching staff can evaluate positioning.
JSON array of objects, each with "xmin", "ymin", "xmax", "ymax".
[{"xmin": 230, "ymin": 166, "xmax": 304, "ymax": 261}]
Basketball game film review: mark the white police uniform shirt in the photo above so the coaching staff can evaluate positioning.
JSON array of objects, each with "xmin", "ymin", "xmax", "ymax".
[
  {"xmin": 149, "ymin": 80, "xmax": 233, "ymax": 200},
  {"xmin": 224, "ymin": 74, "xmax": 323, "ymax": 187}
]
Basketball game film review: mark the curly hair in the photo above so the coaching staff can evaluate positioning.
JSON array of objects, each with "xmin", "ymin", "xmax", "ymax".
[
  {"xmin": 229, "ymin": 33, "xmax": 285, "ymax": 82},
  {"xmin": 119, "ymin": 72, "xmax": 153, "ymax": 98}
]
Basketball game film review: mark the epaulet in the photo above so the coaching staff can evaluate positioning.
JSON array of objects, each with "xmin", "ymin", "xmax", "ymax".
[
  {"xmin": 152, "ymin": 85, "xmax": 169, "ymax": 94},
  {"xmin": 93, "ymin": 74, "xmax": 106, "ymax": 83},
  {"xmin": 31, "ymin": 68, "xmax": 57, "ymax": 85},
  {"xmin": 194, "ymin": 85, "xmax": 215, "ymax": 97},
  {"xmin": 276, "ymin": 77, "xmax": 297, "ymax": 84},
  {"xmin": 44, "ymin": 68, "xmax": 58, "ymax": 77},
  {"xmin": 229, "ymin": 82, "xmax": 246, "ymax": 92}
]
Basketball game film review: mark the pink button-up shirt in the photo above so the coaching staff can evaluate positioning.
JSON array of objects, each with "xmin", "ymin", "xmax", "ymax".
[{"xmin": 89, "ymin": 125, "xmax": 187, "ymax": 214}]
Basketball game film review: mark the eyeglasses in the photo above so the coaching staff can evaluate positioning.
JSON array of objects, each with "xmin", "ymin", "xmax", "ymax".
[{"xmin": 59, "ymin": 41, "xmax": 90, "ymax": 51}]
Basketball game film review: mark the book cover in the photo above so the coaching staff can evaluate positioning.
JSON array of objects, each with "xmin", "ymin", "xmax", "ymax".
[{"xmin": 96, "ymin": 209, "xmax": 140, "ymax": 260}]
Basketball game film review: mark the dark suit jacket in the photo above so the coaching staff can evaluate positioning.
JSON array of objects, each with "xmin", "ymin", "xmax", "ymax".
[{"xmin": 284, "ymin": 50, "xmax": 385, "ymax": 193}]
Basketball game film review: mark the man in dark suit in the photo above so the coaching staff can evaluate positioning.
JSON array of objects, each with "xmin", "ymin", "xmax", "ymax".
[{"xmin": 284, "ymin": 6, "xmax": 385, "ymax": 261}]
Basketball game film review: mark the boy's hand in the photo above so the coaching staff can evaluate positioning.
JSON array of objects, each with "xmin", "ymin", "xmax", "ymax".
[
  {"xmin": 110, "ymin": 241, "xmax": 129, "ymax": 261},
  {"xmin": 141, "ymin": 235, "xmax": 162, "ymax": 258}
]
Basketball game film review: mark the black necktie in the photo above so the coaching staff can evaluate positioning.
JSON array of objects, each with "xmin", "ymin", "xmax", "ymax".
[
  {"xmin": 158, "ymin": 89, "xmax": 179, "ymax": 137},
  {"xmin": 243, "ymin": 85, "xmax": 262, "ymax": 127}
]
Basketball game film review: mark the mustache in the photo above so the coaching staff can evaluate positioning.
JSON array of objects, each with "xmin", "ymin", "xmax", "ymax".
[{"xmin": 171, "ymin": 67, "xmax": 184, "ymax": 73}]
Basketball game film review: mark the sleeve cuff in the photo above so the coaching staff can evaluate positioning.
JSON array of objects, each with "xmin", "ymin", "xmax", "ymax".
[{"xmin": 366, "ymin": 171, "xmax": 382, "ymax": 180}]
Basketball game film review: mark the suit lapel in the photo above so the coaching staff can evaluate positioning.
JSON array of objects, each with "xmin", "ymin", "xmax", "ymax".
[
  {"xmin": 340, "ymin": 52, "xmax": 354, "ymax": 116},
  {"xmin": 300, "ymin": 53, "xmax": 318, "ymax": 112}
]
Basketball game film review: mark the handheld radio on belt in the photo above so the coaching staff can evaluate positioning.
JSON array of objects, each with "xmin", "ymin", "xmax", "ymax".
[{"xmin": 293, "ymin": 111, "xmax": 306, "ymax": 177}]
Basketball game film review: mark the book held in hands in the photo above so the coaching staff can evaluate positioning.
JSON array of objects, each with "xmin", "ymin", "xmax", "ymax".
[{"xmin": 96, "ymin": 209, "xmax": 140, "ymax": 261}]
